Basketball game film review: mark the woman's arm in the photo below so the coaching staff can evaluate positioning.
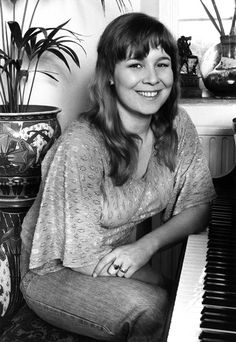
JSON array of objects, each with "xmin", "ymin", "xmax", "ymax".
[{"xmin": 92, "ymin": 203, "xmax": 211, "ymax": 282}]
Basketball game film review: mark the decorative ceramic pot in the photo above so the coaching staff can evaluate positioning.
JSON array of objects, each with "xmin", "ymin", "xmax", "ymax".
[
  {"xmin": 0, "ymin": 105, "xmax": 61, "ymax": 322},
  {"xmin": 0, "ymin": 105, "xmax": 61, "ymax": 208},
  {"xmin": 201, "ymin": 35, "xmax": 236, "ymax": 97}
]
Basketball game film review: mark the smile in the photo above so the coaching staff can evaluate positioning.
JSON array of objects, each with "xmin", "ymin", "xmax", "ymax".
[{"xmin": 136, "ymin": 91, "xmax": 159, "ymax": 98}]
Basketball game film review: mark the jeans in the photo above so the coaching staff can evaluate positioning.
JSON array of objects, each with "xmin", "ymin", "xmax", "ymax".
[{"xmin": 20, "ymin": 268, "xmax": 168, "ymax": 341}]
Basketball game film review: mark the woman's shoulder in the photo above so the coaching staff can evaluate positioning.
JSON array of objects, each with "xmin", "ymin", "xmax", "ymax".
[
  {"xmin": 175, "ymin": 106, "xmax": 193, "ymax": 125},
  {"xmin": 42, "ymin": 118, "xmax": 106, "ymax": 173},
  {"xmin": 174, "ymin": 105, "xmax": 196, "ymax": 135},
  {"xmin": 54, "ymin": 118, "xmax": 106, "ymax": 158},
  {"xmin": 63, "ymin": 118, "xmax": 102, "ymax": 145}
]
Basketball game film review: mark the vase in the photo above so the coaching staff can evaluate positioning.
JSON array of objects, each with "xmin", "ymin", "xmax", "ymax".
[
  {"xmin": 200, "ymin": 35, "xmax": 236, "ymax": 97},
  {"xmin": 0, "ymin": 105, "xmax": 61, "ymax": 323},
  {"xmin": 0, "ymin": 105, "xmax": 61, "ymax": 207}
]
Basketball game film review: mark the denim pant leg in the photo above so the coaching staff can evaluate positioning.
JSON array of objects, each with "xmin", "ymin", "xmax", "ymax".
[{"xmin": 20, "ymin": 268, "xmax": 168, "ymax": 342}]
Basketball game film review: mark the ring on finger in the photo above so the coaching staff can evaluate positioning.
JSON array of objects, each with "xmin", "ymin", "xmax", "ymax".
[
  {"xmin": 119, "ymin": 268, "xmax": 128, "ymax": 274},
  {"xmin": 113, "ymin": 264, "xmax": 120, "ymax": 270}
]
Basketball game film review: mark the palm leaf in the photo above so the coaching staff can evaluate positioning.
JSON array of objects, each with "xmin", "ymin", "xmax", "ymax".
[
  {"xmin": 35, "ymin": 70, "xmax": 59, "ymax": 82},
  {"xmin": 54, "ymin": 44, "xmax": 81, "ymax": 67},
  {"xmin": 44, "ymin": 48, "xmax": 71, "ymax": 71},
  {"xmin": 230, "ymin": 0, "xmax": 236, "ymax": 34},
  {"xmin": 46, "ymin": 20, "xmax": 71, "ymax": 40},
  {"xmin": 101, "ymin": 0, "xmax": 105, "ymax": 12},
  {"xmin": 200, "ymin": 0, "xmax": 222, "ymax": 35},
  {"xmin": 211, "ymin": 0, "xmax": 225, "ymax": 35},
  {"xmin": 8, "ymin": 21, "xmax": 23, "ymax": 49}
]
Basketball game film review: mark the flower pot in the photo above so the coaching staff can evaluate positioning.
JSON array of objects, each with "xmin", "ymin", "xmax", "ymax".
[
  {"xmin": 0, "ymin": 105, "xmax": 61, "ymax": 208},
  {"xmin": 0, "ymin": 105, "xmax": 61, "ymax": 320},
  {"xmin": 200, "ymin": 35, "xmax": 236, "ymax": 97}
]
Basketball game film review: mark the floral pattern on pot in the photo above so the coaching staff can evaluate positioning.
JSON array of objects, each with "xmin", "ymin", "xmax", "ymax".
[
  {"xmin": 0, "ymin": 121, "xmax": 55, "ymax": 175},
  {"xmin": 0, "ymin": 106, "xmax": 61, "ymax": 204}
]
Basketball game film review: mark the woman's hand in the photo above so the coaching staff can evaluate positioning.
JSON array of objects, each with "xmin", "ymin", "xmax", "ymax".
[{"xmin": 92, "ymin": 240, "xmax": 151, "ymax": 279}]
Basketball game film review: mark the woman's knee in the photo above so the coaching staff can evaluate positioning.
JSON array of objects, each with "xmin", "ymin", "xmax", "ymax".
[
  {"xmin": 131, "ymin": 285, "xmax": 168, "ymax": 320},
  {"xmin": 111, "ymin": 284, "xmax": 168, "ymax": 341},
  {"xmin": 115, "ymin": 284, "xmax": 168, "ymax": 328}
]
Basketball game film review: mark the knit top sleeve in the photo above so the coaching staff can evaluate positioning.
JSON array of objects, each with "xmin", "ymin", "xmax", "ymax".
[
  {"xmin": 21, "ymin": 121, "xmax": 112, "ymax": 270},
  {"xmin": 163, "ymin": 107, "xmax": 216, "ymax": 221}
]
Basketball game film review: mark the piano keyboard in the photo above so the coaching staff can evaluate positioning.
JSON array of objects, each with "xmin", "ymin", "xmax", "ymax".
[
  {"xmin": 167, "ymin": 173, "xmax": 235, "ymax": 342},
  {"xmin": 199, "ymin": 194, "xmax": 236, "ymax": 342}
]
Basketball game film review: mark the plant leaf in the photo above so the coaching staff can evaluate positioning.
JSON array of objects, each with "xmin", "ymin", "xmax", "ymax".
[
  {"xmin": 45, "ymin": 48, "xmax": 71, "ymax": 71},
  {"xmin": 0, "ymin": 48, "xmax": 10, "ymax": 59},
  {"xmin": 46, "ymin": 20, "xmax": 71, "ymax": 40},
  {"xmin": 35, "ymin": 70, "xmax": 59, "ymax": 82},
  {"xmin": 200, "ymin": 0, "xmax": 222, "ymax": 35},
  {"xmin": 101, "ymin": 0, "xmax": 105, "ymax": 12},
  {"xmin": 55, "ymin": 44, "xmax": 81, "ymax": 67},
  {"xmin": 8, "ymin": 21, "xmax": 23, "ymax": 48},
  {"xmin": 211, "ymin": 0, "xmax": 225, "ymax": 36}
]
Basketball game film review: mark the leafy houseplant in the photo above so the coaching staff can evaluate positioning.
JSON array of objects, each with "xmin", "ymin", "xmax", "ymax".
[
  {"xmin": 0, "ymin": 0, "xmax": 87, "ymax": 208},
  {"xmin": 200, "ymin": 0, "xmax": 236, "ymax": 97},
  {"xmin": 0, "ymin": 0, "xmax": 132, "ymax": 113}
]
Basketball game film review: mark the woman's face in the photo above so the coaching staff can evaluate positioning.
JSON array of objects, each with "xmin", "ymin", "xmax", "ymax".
[{"xmin": 112, "ymin": 47, "xmax": 174, "ymax": 119}]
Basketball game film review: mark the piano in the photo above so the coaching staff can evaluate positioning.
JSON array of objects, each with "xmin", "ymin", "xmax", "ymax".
[{"xmin": 166, "ymin": 167, "xmax": 236, "ymax": 342}]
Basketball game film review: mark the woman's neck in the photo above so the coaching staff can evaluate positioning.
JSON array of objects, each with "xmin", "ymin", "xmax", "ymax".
[{"xmin": 118, "ymin": 110, "xmax": 152, "ymax": 141}]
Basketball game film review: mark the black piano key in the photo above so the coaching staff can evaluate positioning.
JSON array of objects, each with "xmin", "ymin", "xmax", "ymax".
[
  {"xmin": 207, "ymin": 250, "xmax": 236, "ymax": 256},
  {"xmin": 203, "ymin": 284, "xmax": 236, "ymax": 294},
  {"xmin": 205, "ymin": 272, "xmax": 236, "ymax": 279},
  {"xmin": 201, "ymin": 306, "xmax": 236, "ymax": 318},
  {"xmin": 206, "ymin": 265, "xmax": 236, "ymax": 275},
  {"xmin": 204, "ymin": 275, "xmax": 236, "ymax": 287},
  {"xmin": 208, "ymin": 234, "xmax": 236, "ymax": 242},
  {"xmin": 202, "ymin": 291, "xmax": 236, "ymax": 309},
  {"xmin": 200, "ymin": 318, "xmax": 236, "ymax": 334},
  {"xmin": 206, "ymin": 261, "xmax": 236, "ymax": 267},
  {"xmin": 207, "ymin": 250, "xmax": 236, "ymax": 258},
  {"xmin": 199, "ymin": 331, "xmax": 236, "ymax": 342},
  {"xmin": 206, "ymin": 258, "xmax": 236, "ymax": 267}
]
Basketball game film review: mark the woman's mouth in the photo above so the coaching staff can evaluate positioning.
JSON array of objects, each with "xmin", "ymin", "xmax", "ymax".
[{"xmin": 136, "ymin": 91, "xmax": 159, "ymax": 98}]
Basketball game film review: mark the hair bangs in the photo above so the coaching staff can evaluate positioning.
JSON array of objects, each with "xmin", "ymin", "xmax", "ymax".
[{"xmin": 125, "ymin": 32, "xmax": 160, "ymax": 60}]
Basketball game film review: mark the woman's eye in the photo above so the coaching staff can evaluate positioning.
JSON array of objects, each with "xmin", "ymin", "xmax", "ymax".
[
  {"xmin": 157, "ymin": 63, "xmax": 170, "ymax": 68},
  {"xmin": 129, "ymin": 63, "xmax": 142, "ymax": 69}
]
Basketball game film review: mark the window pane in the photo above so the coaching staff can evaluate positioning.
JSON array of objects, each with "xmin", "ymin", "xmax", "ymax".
[{"xmin": 178, "ymin": 0, "xmax": 234, "ymax": 56}]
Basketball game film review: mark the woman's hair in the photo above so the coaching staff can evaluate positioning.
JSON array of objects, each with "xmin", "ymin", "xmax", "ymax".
[{"xmin": 81, "ymin": 12, "xmax": 180, "ymax": 186}]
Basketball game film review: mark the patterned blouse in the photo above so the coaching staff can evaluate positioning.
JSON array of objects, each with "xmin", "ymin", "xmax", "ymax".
[{"xmin": 20, "ymin": 107, "xmax": 216, "ymax": 276}]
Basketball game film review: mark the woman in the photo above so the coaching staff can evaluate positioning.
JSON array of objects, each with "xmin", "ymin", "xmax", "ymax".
[{"xmin": 20, "ymin": 12, "xmax": 216, "ymax": 342}]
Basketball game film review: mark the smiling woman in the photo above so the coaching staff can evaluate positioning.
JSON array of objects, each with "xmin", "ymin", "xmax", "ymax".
[{"xmin": 19, "ymin": 12, "xmax": 216, "ymax": 342}]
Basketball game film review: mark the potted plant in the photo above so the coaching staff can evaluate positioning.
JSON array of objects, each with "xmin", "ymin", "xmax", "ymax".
[
  {"xmin": 0, "ymin": 0, "xmax": 132, "ymax": 322},
  {"xmin": 0, "ymin": 0, "xmax": 132, "ymax": 206},
  {"xmin": 200, "ymin": 0, "xmax": 236, "ymax": 97},
  {"xmin": 0, "ymin": 0, "xmax": 87, "ymax": 208}
]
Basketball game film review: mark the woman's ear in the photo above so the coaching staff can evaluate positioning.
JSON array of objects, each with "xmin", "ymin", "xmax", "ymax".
[{"xmin": 109, "ymin": 79, "xmax": 114, "ymax": 85}]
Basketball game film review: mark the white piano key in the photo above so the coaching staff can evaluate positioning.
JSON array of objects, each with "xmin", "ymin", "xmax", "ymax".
[{"xmin": 167, "ymin": 231, "xmax": 208, "ymax": 342}]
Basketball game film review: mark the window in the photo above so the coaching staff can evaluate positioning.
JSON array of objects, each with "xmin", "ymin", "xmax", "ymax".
[
  {"xmin": 158, "ymin": 0, "xmax": 234, "ymax": 58},
  {"xmin": 178, "ymin": 0, "xmax": 234, "ymax": 57}
]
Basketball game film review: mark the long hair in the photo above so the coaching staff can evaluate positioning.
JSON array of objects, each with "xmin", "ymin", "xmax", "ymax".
[{"xmin": 81, "ymin": 12, "xmax": 180, "ymax": 186}]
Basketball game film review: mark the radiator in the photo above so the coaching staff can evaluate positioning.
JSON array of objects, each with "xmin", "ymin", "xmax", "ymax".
[{"xmin": 198, "ymin": 126, "xmax": 236, "ymax": 178}]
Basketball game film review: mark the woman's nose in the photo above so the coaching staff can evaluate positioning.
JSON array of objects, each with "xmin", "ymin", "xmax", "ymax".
[{"xmin": 142, "ymin": 66, "xmax": 159, "ymax": 85}]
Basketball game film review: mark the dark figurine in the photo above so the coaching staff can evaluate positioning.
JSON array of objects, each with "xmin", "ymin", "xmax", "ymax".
[{"xmin": 177, "ymin": 36, "xmax": 198, "ymax": 74}]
